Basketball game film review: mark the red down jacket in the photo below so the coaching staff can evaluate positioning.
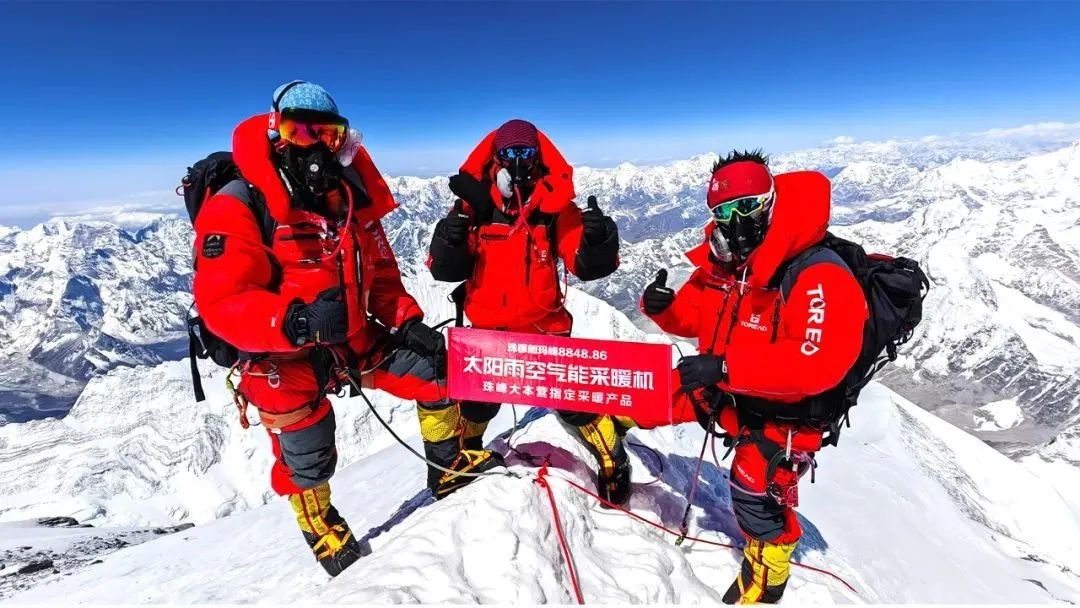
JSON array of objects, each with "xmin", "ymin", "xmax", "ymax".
[
  {"xmin": 643, "ymin": 171, "xmax": 868, "ymax": 447},
  {"xmin": 193, "ymin": 114, "xmax": 422, "ymax": 363},
  {"xmin": 426, "ymin": 127, "xmax": 619, "ymax": 332}
]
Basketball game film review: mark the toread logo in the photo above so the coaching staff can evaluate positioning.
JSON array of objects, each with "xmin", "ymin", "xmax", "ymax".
[
  {"xmin": 802, "ymin": 284, "xmax": 826, "ymax": 355},
  {"xmin": 202, "ymin": 234, "xmax": 226, "ymax": 259},
  {"xmin": 740, "ymin": 312, "xmax": 768, "ymax": 333}
]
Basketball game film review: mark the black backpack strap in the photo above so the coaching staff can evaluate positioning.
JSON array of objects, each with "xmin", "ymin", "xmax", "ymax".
[
  {"xmin": 770, "ymin": 244, "xmax": 854, "ymax": 346},
  {"xmin": 187, "ymin": 314, "xmax": 209, "ymax": 402},
  {"xmin": 778, "ymin": 245, "xmax": 850, "ymax": 302},
  {"xmin": 217, "ymin": 179, "xmax": 276, "ymax": 246},
  {"xmin": 342, "ymin": 165, "xmax": 374, "ymax": 208},
  {"xmin": 450, "ymin": 282, "xmax": 467, "ymax": 327},
  {"xmin": 189, "ymin": 333, "xmax": 206, "ymax": 402}
]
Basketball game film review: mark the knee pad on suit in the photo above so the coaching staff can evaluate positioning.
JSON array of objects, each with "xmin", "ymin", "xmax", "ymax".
[{"xmin": 275, "ymin": 408, "xmax": 338, "ymax": 492}]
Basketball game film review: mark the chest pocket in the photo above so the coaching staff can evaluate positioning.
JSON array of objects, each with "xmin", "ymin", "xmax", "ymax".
[
  {"xmin": 273, "ymin": 223, "xmax": 334, "ymax": 265},
  {"xmin": 467, "ymin": 220, "xmax": 561, "ymax": 325},
  {"xmin": 271, "ymin": 222, "xmax": 343, "ymax": 304}
]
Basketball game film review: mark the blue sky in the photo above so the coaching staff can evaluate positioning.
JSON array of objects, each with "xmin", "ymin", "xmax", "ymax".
[{"xmin": 3, "ymin": 1, "xmax": 1080, "ymax": 225}]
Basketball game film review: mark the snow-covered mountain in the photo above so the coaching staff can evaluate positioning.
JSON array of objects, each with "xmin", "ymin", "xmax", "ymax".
[
  {"xmin": 0, "ymin": 285, "xmax": 644, "ymax": 527},
  {"xmin": 2, "ymin": 121, "xmax": 1078, "ymax": 466},
  {"xmin": 3, "ymin": 150, "xmax": 1080, "ymax": 600},
  {"xmin": 2, "ymin": 282, "xmax": 1079, "ymax": 602},
  {"xmin": 595, "ymin": 142, "xmax": 1080, "ymax": 462},
  {"xmin": 0, "ymin": 219, "xmax": 193, "ymax": 422}
]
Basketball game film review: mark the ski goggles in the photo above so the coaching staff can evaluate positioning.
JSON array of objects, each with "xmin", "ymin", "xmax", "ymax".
[
  {"xmin": 277, "ymin": 115, "xmax": 349, "ymax": 153},
  {"xmin": 710, "ymin": 190, "xmax": 774, "ymax": 223},
  {"xmin": 497, "ymin": 146, "xmax": 538, "ymax": 162}
]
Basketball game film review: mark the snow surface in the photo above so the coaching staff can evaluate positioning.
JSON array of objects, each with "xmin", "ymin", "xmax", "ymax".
[
  {"xmin": 976, "ymin": 399, "xmax": 1024, "ymax": 432},
  {"xmin": 1, "ymin": 286, "xmax": 1078, "ymax": 602},
  {"xmin": 5, "ymin": 383, "xmax": 1079, "ymax": 603}
]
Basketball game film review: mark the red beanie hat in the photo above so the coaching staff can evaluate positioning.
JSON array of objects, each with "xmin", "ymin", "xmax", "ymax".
[
  {"xmin": 493, "ymin": 119, "xmax": 540, "ymax": 152},
  {"xmin": 706, "ymin": 160, "xmax": 774, "ymax": 209}
]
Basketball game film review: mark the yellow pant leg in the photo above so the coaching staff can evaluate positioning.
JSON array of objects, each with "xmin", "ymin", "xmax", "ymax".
[
  {"xmin": 417, "ymin": 402, "xmax": 466, "ymax": 445},
  {"xmin": 731, "ymin": 538, "xmax": 797, "ymax": 604},
  {"xmin": 288, "ymin": 482, "xmax": 333, "ymax": 537}
]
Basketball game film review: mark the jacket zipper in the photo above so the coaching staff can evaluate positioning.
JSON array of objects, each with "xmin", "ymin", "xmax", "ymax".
[
  {"xmin": 706, "ymin": 285, "xmax": 733, "ymax": 355},
  {"xmin": 353, "ymin": 231, "xmax": 364, "ymax": 315}
]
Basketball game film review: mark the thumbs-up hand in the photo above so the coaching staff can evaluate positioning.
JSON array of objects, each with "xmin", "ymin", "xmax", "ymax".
[
  {"xmin": 581, "ymin": 195, "xmax": 612, "ymax": 246},
  {"xmin": 438, "ymin": 199, "xmax": 471, "ymax": 246},
  {"xmin": 642, "ymin": 268, "xmax": 676, "ymax": 315}
]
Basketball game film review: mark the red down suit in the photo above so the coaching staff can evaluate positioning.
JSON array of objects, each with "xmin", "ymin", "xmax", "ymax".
[
  {"xmin": 643, "ymin": 171, "xmax": 868, "ymax": 544},
  {"xmin": 193, "ymin": 114, "xmax": 442, "ymax": 495}
]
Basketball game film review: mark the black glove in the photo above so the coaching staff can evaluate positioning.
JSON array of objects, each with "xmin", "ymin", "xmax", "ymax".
[
  {"xmin": 397, "ymin": 318, "xmax": 447, "ymax": 376},
  {"xmin": 677, "ymin": 354, "xmax": 727, "ymax": 393},
  {"xmin": 285, "ymin": 288, "xmax": 349, "ymax": 346},
  {"xmin": 642, "ymin": 269, "xmax": 675, "ymax": 315},
  {"xmin": 581, "ymin": 196, "xmax": 613, "ymax": 246},
  {"xmin": 438, "ymin": 201, "xmax": 471, "ymax": 246},
  {"xmin": 448, "ymin": 172, "xmax": 492, "ymax": 209},
  {"xmin": 397, "ymin": 318, "xmax": 445, "ymax": 356}
]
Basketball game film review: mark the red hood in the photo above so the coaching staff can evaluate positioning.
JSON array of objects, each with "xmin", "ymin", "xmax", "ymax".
[
  {"xmin": 685, "ymin": 171, "xmax": 831, "ymax": 287},
  {"xmin": 459, "ymin": 127, "xmax": 575, "ymax": 214},
  {"xmin": 232, "ymin": 113, "xmax": 398, "ymax": 223}
]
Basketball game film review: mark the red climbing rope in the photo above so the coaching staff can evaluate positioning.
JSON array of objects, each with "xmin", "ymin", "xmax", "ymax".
[
  {"xmin": 536, "ymin": 464, "xmax": 586, "ymax": 604},
  {"xmin": 544, "ymin": 471, "xmax": 860, "ymax": 597}
]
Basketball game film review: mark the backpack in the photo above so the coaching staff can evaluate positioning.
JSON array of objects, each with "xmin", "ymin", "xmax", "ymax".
[
  {"xmin": 770, "ymin": 232, "xmax": 930, "ymax": 446},
  {"xmin": 179, "ymin": 152, "xmax": 276, "ymax": 402}
]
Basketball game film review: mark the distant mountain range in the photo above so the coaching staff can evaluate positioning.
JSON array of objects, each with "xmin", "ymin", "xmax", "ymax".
[{"xmin": 2, "ymin": 123, "xmax": 1078, "ymax": 473}]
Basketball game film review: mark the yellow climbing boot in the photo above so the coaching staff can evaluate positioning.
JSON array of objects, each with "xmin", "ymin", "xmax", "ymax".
[
  {"xmin": 722, "ymin": 538, "xmax": 797, "ymax": 604},
  {"xmin": 574, "ymin": 416, "xmax": 632, "ymax": 506},
  {"xmin": 288, "ymin": 483, "xmax": 367, "ymax": 577},
  {"xmin": 432, "ymin": 448, "xmax": 505, "ymax": 499}
]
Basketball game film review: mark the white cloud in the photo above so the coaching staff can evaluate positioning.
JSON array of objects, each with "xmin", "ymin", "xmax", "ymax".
[
  {"xmin": 2, "ymin": 190, "xmax": 180, "ymax": 229},
  {"xmin": 976, "ymin": 121, "xmax": 1080, "ymax": 138},
  {"xmin": 828, "ymin": 135, "xmax": 856, "ymax": 145}
]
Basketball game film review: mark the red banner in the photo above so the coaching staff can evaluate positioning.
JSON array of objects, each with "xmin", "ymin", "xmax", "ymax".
[{"xmin": 447, "ymin": 327, "xmax": 673, "ymax": 423}]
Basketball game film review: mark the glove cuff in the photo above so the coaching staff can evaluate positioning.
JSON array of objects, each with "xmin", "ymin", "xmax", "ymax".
[{"xmin": 394, "ymin": 316, "xmax": 421, "ymax": 335}]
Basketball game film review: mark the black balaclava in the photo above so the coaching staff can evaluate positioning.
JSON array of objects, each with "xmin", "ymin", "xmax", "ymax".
[
  {"xmin": 718, "ymin": 210, "xmax": 769, "ymax": 261},
  {"xmin": 708, "ymin": 207, "xmax": 771, "ymax": 275},
  {"xmin": 506, "ymin": 155, "xmax": 539, "ymax": 200},
  {"xmin": 281, "ymin": 142, "xmax": 342, "ymax": 198}
]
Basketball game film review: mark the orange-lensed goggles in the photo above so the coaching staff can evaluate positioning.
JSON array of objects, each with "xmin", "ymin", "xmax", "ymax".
[{"xmin": 277, "ymin": 116, "xmax": 349, "ymax": 152}]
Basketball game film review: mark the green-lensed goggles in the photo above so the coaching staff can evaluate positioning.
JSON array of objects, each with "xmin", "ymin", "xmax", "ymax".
[{"xmin": 710, "ymin": 192, "xmax": 774, "ymax": 223}]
